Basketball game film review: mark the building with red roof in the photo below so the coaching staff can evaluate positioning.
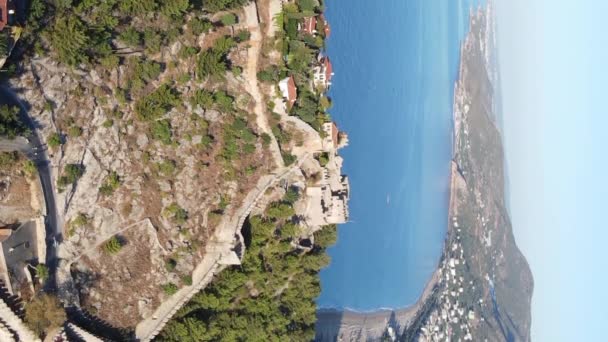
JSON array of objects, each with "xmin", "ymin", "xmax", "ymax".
[
  {"xmin": 320, "ymin": 14, "xmax": 330, "ymax": 37},
  {"xmin": 279, "ymin": 76, "xmax": 298, "ymax": 108},
  {"xmin": 0, "ymin": 0, "xmax": 8, "ymax": 31},
  {"xmin": 299, "ymin": 16, "xmax": 317, "ymax": 36},
  {"xmin": 0, "ymin": 0, "xmax": 14, "ymax": 31},
  {"xmin": 313, "ymin": 54, "xmax": 334, "ymax": 90}
]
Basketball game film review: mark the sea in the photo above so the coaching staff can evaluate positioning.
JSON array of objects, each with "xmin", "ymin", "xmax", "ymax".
[{"xmin": 318, "ymin": 0, "xmax": 484, "ymax": 311}]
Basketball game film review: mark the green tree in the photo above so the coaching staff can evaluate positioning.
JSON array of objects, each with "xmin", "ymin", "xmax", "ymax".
[
  {"xmin": 0, "ymin": 105, "xmax": 27, "ymax": 139},
  {"xmin": 150, "ymin": 119, "xmax": 173, "ymax": 144},
  {"xmin": 160, "ymin": 0, "xmax": 189, "ymax": 17},
  {"xmin": 57, "ymin": 164, "xmax": 84, "ymax": 187},
  {"xmin": 189, "ymin": 17, "xmax": 213, "ymax": 36},
  {"xmin": 314, "ymin": 225, "xmax": 338, "ymax": 248},
  {"xmin": 48, "ymin": 15, "xmax": 89, "ymax": 66},
  {"xmin": 221, "ymin": 13, "xmax": 237, "ymax": 26},
  {"xmin": 135, "ymin": 84, "xmax": 180, "ymax": 121},
  {"xmin": 118, "ymin": 27, "xmax": 141, "ymax": 47}
]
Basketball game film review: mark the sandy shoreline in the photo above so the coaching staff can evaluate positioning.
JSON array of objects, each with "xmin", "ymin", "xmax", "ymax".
[{"xmin": 316, "ymin": 265, "xmax": 443, "ymax": 340}]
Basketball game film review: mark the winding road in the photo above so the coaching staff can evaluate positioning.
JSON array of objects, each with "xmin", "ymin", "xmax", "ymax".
[{"xmin": 0, "ymin": 85, "xmax": 62, "ymax": 291}]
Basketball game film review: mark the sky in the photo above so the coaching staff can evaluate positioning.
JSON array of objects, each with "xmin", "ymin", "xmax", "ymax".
[{"xmin": 496, "ymin": 0, "xmax": 608, "ymax": 340}]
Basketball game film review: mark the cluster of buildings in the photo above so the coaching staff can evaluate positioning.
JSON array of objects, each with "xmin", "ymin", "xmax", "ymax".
[
  {"xmin": 275, "ymin": 9, "xmax": 350, "ymax": 226},
  {"xmin": 417, "ymin": 217, "xmax": 478, "ymax": 342},
  {"xmin": 278, "ymin": 11, "xmax": 335, "ymax": 108},
  {"xmin": 305, "ymin": 121, "xmax": 350, "ymax": 226}
]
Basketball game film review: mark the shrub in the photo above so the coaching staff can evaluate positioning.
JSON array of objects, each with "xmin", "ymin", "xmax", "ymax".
[
  {"xmin": 221, "ymin": 13, "xmax": 237, "ymax": 26},
  {"xmin": 283, "ymin": 187, "xmax": 300, "ymax": 204},
  {"xmin": 118, "ymin": 27, "xmax": 141, "ymax": 47},
  {"xmin": 135, "ymin": 84, "xmax": 180, "ymax": 121},
  {"xmin": 71, "ymin": 213, "xmax": 89, "ymax": 228},
  {"xmin": 57, "ymin": 164, "xmax": 84, "ymax": 187},
  {"xmin": 166, "ymin": 258, "xmax": 177, "ymax": 271},
  {"xmin": 102, "ymin": 119, "xmax": 114, "ymax": 128},
  {"xmin": 282, "ymin": 152, "xmax": 296, "ymax": 166},
  {"xmin": 35, "ymin": 264, "xmax": 49, "ymax": 282},
  {"xmin": 189, "ymin": 17, "xmax": 213, "ymax": 35},
  {"xmin": 24, "ymin": 294, "xmax": 66, "ymax": 337},
  {"xmin": 261, "ymin": 133, "xmax": 271, "ymax": 146},
  {"xmin": 257, "ymin": 66, "xmax": 279, "ymax": 83},
  {"xmin": 190, "ymin": 89, "xmax": 214, "ymax": 110},
  {"xmin": 182, "ymin": 275, "xmax": 193, "ymax": 286},
  {"xmin": 103, "ymin": 236, "xmax": 123, "ymax": 255},
  {"xmin": 317, "ymin": 152, "xmax": 329, "ymax": 167},
  {"xmin": 236, "ymin": 29, "xmax": 250, "ymax": 42},
  {"xmin": 143, "ymin": 28, "xmax": 162, "ymax": 53},
  {"xmin": 0, "ymin": 105, "xmax": 27, "ymax": 139},
  {"xmin": 162, "ymin": 283, "xmax": 179, "ymax": 296},
  {"xmin": 157, "ymin": 159, "xmax": 177, "ymax": 176},
  {"xmin": 99, "ymin": 171, "xmax": 120, "ymax": 195},
  {"xmin": 164, "ymin": 203, "xmax": 188, "ymax": 224},
  {"xmin": 47, "ymin": 133, "xmax": 62, "ymax": 148},
  {"xmin": 68, "ymin": 126, "xmax": 82, "ymax": 138},
  {"xmin": 150, "ymin": 119, "xmax": 173, "ymax": 145},
  {"xmin": 23, "ymin": 160, "xmax": 37, "ymax": 177}
]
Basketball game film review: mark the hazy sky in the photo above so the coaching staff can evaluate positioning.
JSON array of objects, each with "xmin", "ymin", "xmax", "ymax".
[{"xmin": 496, "ymin": 0, "xmax": 608, "ymax": 340}]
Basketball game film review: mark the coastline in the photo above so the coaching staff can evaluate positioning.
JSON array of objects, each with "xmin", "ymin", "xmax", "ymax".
[{"xmin": 315, "ymin": 3, "xmax": 489, "ymax": 341}]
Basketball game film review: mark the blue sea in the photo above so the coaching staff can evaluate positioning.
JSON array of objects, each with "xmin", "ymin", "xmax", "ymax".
[{"xmin": 318, "ymin": 0, "xmax": 483, "ymax": 311}]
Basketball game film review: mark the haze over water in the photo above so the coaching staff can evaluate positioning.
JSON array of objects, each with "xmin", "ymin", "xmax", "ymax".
[{"xmin": 318, "ymin": 0, "xmax": 482, "ymax": 311}]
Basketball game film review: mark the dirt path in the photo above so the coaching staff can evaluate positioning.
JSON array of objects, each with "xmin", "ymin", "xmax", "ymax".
[
  {"xmin": 266, "ymin": 0, "xmax": 283, "ymax": 38},
  {"xmin": 243, "ymin": 2, "xmax": 284, "ymax": 168}
]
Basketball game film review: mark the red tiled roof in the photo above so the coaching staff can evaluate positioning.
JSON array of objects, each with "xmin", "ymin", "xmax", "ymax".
[
  {"xmin": 0, "ymin": 0, "xmax": 8, "ymax": 31},
  {"xmin": 324, "ymin": 57, "xmax": 333, "ymax": 84},
  {"xmin": 331, "ymin": 122, "xmax": 339, "ymax": 147},
  {"xmin": 320, "ymin": 14, "xmax": 330, "ymax": 37},
  {"xmin": 301, "ymin": 16, "xmax": 317, "ymax": 35},
  {"xmin": 286, "ymin": 76, "xmax": 297, "ymax": 107}
]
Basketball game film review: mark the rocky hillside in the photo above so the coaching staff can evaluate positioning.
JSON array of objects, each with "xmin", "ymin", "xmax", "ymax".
[{"xmin": 7, "ymin": 0, "xmax": 273, "ymax": 330}]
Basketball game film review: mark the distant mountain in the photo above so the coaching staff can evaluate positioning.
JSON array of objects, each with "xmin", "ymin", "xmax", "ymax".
[{"xmin": 400, "ymin": 4, "xmax": 534, "ymax": 341}]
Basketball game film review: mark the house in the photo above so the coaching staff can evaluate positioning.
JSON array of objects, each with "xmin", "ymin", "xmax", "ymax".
[
  {"xmin": 278, "ymin": 76, "xmax": 297, "ymax": 108},
  {"xmin": 320, "ymin": 14, "xmax": 331, "ymax": 37},
  {"xmin": 322, "ymin": 122, "xmax": 348, "ymax": 151},
  {"xmin": 313, "ymin": 54, "xmax": 334, "ymax": 90},
  {"xmin": 299, "ymin": 16, "xmax": 317, "ymax": 35},
  {"xmin": 0, "ymin": 0, "xmax": 15, "ymax": 31}
]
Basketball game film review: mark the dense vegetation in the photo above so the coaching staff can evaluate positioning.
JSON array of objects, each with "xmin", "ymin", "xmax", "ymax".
[
  {"xmin": 159, "ymin": 190, "xmax": 338, "ymax": 341},
  {"xmin": 277, "ymin": 0, "xmax": 330, "ymax": 131},
  {"xmin": 0, "ymin": 105, "xmax": 28, "ymax": 139},
  {"xmin": 20, "ymin": 0, "xmax": 249, "ymax": 67}
]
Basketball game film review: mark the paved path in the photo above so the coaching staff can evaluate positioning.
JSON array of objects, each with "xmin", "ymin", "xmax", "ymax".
[{"xmin": 0, "ymin": 86, "xmax": 61, "ymax": 292}]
